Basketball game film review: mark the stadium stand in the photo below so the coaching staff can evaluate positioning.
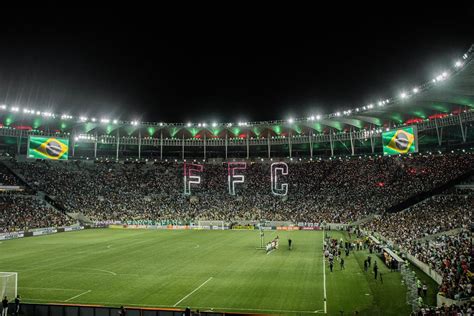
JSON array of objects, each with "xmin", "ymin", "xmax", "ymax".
[{"xmin": 4, "ymin": 152, "xmax": 473, "ymax": 224}]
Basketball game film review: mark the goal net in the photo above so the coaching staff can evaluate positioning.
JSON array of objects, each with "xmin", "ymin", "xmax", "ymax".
[
  {"xmin": 197, "ymin": 220, "xmax": 225, "ymax": 230},
  {"xmin": 0, "ymin": 272, "xmax": 17, "ymax": 299}
]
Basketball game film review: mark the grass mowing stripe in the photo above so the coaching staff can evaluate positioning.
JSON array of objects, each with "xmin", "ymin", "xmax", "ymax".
[{"xmin": 0, "ymin": 229, "xmax": 413, "ymax": 314}]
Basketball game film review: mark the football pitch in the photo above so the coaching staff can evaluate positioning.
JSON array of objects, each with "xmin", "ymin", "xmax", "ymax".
[{"xmin": 0, "ymin": 229, "xmax": 412, "ymax": 315}]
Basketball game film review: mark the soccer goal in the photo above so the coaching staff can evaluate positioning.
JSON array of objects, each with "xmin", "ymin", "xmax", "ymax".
[
  {"xmin": 0, "ymin": 272, "xmax": 17, "ymax": 299},
  {"xmin": 197, "ymin": 220, "xmax": 225, "ymax": 230}
]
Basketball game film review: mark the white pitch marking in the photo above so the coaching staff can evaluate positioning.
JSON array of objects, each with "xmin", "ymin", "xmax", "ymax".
[
  {"xmin": 65, "ymin": 290, "xmax": 91, "ymax": 302},
  {"xmin": 173, "ymin": 277, "xmax": 213, "ymax": 306},
  {"xmin": 322, "ymin": 229, "xmax": 327, "ymax": 314},
  {"xmin": 90, "ymin": 268, "xmax": 116, "ymax": 276}
]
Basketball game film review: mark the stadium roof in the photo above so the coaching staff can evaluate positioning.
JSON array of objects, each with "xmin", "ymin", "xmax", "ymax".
[{"xmin": 0, "ymin": 44, "xmax": 473, "ymax": 139}]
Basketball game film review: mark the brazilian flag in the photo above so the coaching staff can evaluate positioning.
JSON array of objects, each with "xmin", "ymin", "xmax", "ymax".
[
  {"xmin": 382, "ymin": 127, "xmax": 417, "ymax": 156},
  {"xmin": 28, "ymin": 137, "xmax": 69, "ymax": 160}
]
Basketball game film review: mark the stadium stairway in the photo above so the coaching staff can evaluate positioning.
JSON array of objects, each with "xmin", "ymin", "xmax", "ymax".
[
  {"xmin": 349, "ymin": 214, "xmax": 376, "ymax": 226},
  {"xmin": 385, "ymin": 168, "xmax": 474, "ymax": 214}
]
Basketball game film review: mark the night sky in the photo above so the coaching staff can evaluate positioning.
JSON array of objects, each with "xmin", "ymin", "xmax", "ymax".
[{"xmin": 0, "ymin": 6, "xmax": 472, "ymax": 123}]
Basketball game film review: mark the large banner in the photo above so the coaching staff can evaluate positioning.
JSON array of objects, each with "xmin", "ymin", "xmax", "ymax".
[
  {"xmin": 28, "ymin": 137, "xmax": 69, "ymax": 160},
  {"xmin": 382, "ymin": 126, "xmax": 418, "ymax": 156}
]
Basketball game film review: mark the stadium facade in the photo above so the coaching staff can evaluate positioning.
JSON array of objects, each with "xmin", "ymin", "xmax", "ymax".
[{"xmin": 0, "ymin": 45, "xmax": 473, "ymax": 160}]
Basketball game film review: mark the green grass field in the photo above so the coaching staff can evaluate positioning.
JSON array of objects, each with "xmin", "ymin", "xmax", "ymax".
[{"xmin": 0, "ymin": 229, "xmax": 418, "ymax": 315}]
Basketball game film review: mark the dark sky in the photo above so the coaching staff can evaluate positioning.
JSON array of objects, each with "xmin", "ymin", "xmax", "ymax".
[{"xmin": 0, "ymin": 5, "xmax": 473, "ymax": 123}]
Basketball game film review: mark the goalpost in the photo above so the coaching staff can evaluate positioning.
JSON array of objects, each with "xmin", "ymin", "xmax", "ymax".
[
  {"xmin": 197, "ymin": 220, "xmax": 225, "ymax": 230},
  {"xmin": 0, "ymin": 272, "xmax": 17, "ymax": 299}
]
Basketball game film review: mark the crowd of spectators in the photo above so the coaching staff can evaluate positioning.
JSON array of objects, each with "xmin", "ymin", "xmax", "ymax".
[
  {"xmin": 363, "ymin": 193, "xmax": 473, "ymax": 246},
  {"xmin": 0, "ymin": 195, "xmax": 74, "ymax": 233},
  {"xmin": 407, "ymin": 231, "xmax": 473, "ymax": 301},
  {"xmin": 363, "ymin": 191, "xmax": 473, "ymax": 302},
  {"xmin": 7, "ymin": 152, "xmax": 473, "ymax": 224},
  {"xmin": 0, "ymin": 164, "xmax": 23, "ymax": 186}
]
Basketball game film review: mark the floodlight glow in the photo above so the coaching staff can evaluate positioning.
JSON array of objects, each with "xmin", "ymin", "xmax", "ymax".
[
  {"xmin": 11, "ymin": 107, "xmax": 19, "ymax": 112},
  {"xmin": 198, "ymin": 123, "xmax": 202, "ymax": 127},
  {"xmin": 202, "ymin": 123, "xmax": 207, "ymax": 127},
  {"xmin": 412, "ymin": 87, "xmax": 419, "ymax": 93},
  {"xmin": 212, "ymin": 122, "xmax": 217, "ymax": 127},
  {"xmin": 113, "ymin": 119, "xmax": 118, "ymax": 124},
  {"xmin": 316, "ymin": 115, "xmax": 321, "ymax": 120},
  {"xmin": 159, "ymin": 122, "xmax": 163, "ymax": 126},
  {"xmin": 378, "ymin": 101, "xmax": 383, "ymax": 106},
  {"xmin": 288, "ymin": 118, "xmax": 294, "ymax": 124},
  {"xmin": 101, "ymin": 118, "xmax": 110, "ymax": 123},
  {"xmin": 187, "ymin": 122, "xmax": 192, "ymax": 127},
  {"xmin": 400, "ymin": 92, "xmax": 407, "ymax": 99},
  {"xmin": 80, "ymin": 116, "xmax": 88, "ymax": 122},
  {"xmin": 455, "ymin": 60, "xmax": 462, "ymax": 67},
  {"xmin": 0, "ymin": 105, "xmax": 6, "ymax": 110},
  {"xmin": 309, "ymin": 115, "xmax": 315, "ymax": 121}
]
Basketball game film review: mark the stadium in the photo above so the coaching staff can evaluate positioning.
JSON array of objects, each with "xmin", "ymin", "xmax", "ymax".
[{"xmin": 0, "ymin": 21, "xmax": 473, "ymax": 316}]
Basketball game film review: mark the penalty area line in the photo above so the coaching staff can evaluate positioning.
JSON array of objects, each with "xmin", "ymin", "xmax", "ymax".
[
  {"xmin": 65, "ymin": 290, "xmax": 92, "ymax": 302},
  {"xmin": 173, "ymin": 277, "xmax": 213, "ymax": 307}
]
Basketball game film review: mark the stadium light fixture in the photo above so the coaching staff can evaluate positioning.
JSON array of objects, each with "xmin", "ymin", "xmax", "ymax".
[
  {"xmin": 309, "ymin": 115, "xmax": 315, "ymax": 121},
  {"xmin": 11, "ymin": 107, "xmax": 19, "ymax": 112},
  {"xmin": 198, "ymin": 123, "xmax": 202, "ymax": 127},
  {"xmin": 412, "ymin": 87, "xmax": 419, "ymax": 93},
  {"xmin": 288, "ymin": 118, "xmax": 294, "ymax": 124},
  {"xmin": 113, "ymin": 119, "xmax": 118, "ymax": 124},
  {"xmin": 91, "ymin": 118, "xmax": 97, "ymax": 122},
  {"xmin": 0, "ymin": 105, "xmax": 6, "ymax": 110},
  {"xmin": 101, "ymin": 118, "xmax": 110, "ymax": 124},
  {"xmin": 187, "ymin": 122, "xmax": 192, "ymax": 127},
  {"xmin": 316, "ymin": 115, "xmax": 321, "ymax": 120},
  {"xmin": 455, "ymin": 60, "xmax": 462, "ymax": 67},
  {"xmin": 212, "ymin": 122, "xmax": 217, "ymax": 127},
  {"xmin": 159, "ymin": 122, "xmax": 163, "ymax": 126},
  {"xmin": 400, "ymin": 92, "xmax": 408, "ymax": 99},
  {"xmin": 80, "ymin": 116, "xmax": 88, "ymax": 122}
]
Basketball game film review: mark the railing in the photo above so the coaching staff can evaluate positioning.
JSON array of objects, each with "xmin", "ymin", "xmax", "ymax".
[
  {"xmin": 10, "ymin": 302, "xmax": 234, "ymax": 316},
  {"xmin": 1, "ymin": 111, "xmax": 472, "ymax": 148}
]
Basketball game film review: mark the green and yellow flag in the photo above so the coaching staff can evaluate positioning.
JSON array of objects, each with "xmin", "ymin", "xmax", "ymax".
[
  {"xmin": 28, "ymin": 137, "xmax": 69, "ymax": 160},
  {"xmin": 382, "ymin": 127, "xmax": 417, "ymax": 156}
]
